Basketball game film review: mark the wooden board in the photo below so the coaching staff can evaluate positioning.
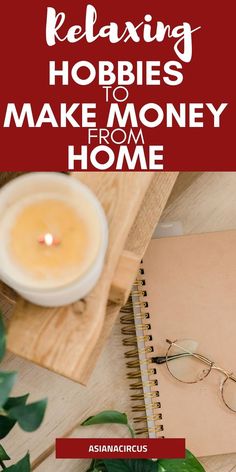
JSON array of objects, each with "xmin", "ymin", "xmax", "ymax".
[
  {"xmin": 166, "ymin": 172, "xmax": 203, "ymax": 206},
  {"xmin": 83, "ymin": 172, "xmax": 179, "ymax": 381},
  {"xmin": 6, "ymin": 174, "xmax": 154, "ymax": 384}
]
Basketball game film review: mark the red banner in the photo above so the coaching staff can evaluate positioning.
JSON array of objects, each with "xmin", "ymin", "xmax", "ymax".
[
  {"xmin": 55, "ymin": 438, "xmax": 185, "ymax": 459},
  {"xmin": 0, "ymin": 1, "xmax": 234, "ymax": 170}
]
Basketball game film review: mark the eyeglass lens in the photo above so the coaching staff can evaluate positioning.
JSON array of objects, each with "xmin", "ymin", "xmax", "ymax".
[
  {"xmin": 222, "ymin": 377, "xmax": 236, "ymax": 412},
  {"xmin": 166, "ymin": 339, "xmax": 211, "ymax": 384}
]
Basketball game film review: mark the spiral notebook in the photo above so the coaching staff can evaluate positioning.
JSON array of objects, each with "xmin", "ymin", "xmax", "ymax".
[{"xmin": 121, "ymin": 230, "xmax": 236, "ymax": 457}]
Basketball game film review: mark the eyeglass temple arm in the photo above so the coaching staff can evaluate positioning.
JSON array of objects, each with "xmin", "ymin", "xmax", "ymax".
[
  {"xmin": 153, "ymin": 345, "xmax": 213, "ymax": 367},
  {"xmin": 152, "ymin": 355, "xmax": 168, "ymax": 364},
  {"xmin": 152, "ymin": 352, "xmax": 195, "ymax": 364}
]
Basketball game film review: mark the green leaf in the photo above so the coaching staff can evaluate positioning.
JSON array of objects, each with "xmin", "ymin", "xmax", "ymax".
[
  {"xmin": 102, "ymin": 460, "xmax": 130, "ymax": 472},
  {"xmin": 0, "ymin": 315, "xmax": 6, "ymax": 362},
  {"xmin": 8, "ymin": 399, "xmax": 47, "ymax": 432},
  {"xmin": 5, "ymin": 453, "xmax": 31, "ymax": 472},
  {"xmin": 86, "ymin": 459, "xmax": 108, "ymax": 472},
  {"xmin": 103, "ymin": 459, "xmax": 156, "ymax": 472},
  {"xmin": 82, "ymin": 410, "xmax": 135, "ymax": 438},
  {"xmin": 4, "ymin": 394, "xmax": 29, "ymax": 410},
  {"xmin": 0, "ymin": 393, "xmax": 30, "ymax": 439},
  {"xmin": 82, "ymin": 411, "xmax": 129, "ymax": 427},
  {"xmin": 0, "ymin": 372, "xmax": 17, "ymax": 407},
  {"xmin": 89, "ymin": 469, "xmax": 104, "ymax": 472},
  {"xmin": 0, "ymin": 444, "xmax": 11, "ymax": 461},
  {"xmin": 157, "ymin": 450, "xmax": 205, "ymax": 472},
  {"xmin": 93, "ymin": 460, "xmax": 108, "ymax": 472},
  {"xmin": 0, "ymin": 416, "xmax": 16, "ymax": 439}
]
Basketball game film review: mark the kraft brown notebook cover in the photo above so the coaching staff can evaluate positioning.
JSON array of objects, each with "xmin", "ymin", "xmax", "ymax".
[{"xmin": 141, "ymin": 230, "xmax": 236, "ymax": 457}]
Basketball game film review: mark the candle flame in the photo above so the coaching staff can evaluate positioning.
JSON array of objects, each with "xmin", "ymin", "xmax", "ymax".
[
  {"xmin": 44, "ymin": 233, "xmax": 54, "ymax": 246},
  {"xmin": 38, "ymin": 233, "xmax": 60, "ymax": 247}
]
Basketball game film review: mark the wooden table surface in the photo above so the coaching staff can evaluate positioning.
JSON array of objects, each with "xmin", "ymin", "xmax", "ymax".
[{"xmin": 1, "ymin": 172, "xmax": 236, "ymax": 472}]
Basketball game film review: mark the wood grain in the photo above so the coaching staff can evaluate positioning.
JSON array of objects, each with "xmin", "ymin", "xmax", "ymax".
[
  {"xmin": 125, "ymin": 172, "xmax": 178, "ymax": 257},
  {"xmin": 166, "ymin": 172, "xmax": 203, "ymax": 206},
  {"xmin": 109, "ymin": 250, "xmax": 140, "ymax": 305},
  {"xmin": 6, "ymin": 173, "xmax": 153, "ymax": 384},
  {"xmin": 97, "ymin": 172, "xmax": 179, "ymax": 306},
  {"xmin": 83, "ymin": 172, "xmax": 179, "ymax": 380}
]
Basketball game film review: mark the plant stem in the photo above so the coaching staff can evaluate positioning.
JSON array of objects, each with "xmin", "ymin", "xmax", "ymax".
[
  {"xmin": 127, "ymin": 423, "xmax": 135, "ymax": 438},
  {"xmin": 0, "ymin": 460, "xmax": 6, "ymax": 470}
]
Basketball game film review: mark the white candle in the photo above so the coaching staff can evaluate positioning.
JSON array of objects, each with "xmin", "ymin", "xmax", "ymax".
[{"xmin": 0, "ymin": 173, "xmax": 108, "ymax": 307}]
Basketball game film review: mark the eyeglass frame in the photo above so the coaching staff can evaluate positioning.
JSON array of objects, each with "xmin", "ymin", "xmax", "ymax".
[{"xmin": 153, "ymin": 338, "xmax": 236, "ymax": 413}]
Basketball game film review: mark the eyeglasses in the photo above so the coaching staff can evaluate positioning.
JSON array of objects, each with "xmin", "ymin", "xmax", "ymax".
[{"xmin": 153, "ymin": 339, "xmax": 236, "ymax": 413}]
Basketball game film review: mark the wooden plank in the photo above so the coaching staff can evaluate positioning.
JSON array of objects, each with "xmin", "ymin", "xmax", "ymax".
[
  {"xmin": 6, "ymin": 173, "xmax": 153, "ymax": 384},
  {"xmin": 124, "ymin": 172, "xmax": 178, "ymax": 257},
  {"xmin": 110, "ymin": 172, "xmax": 179, "ymax": 304},
  {"xmin": 166, "ymin": 172, "xmax": 203, "ymax": 206},
  {"xmin": 83, "ymin": 172, "xmax": 179, "ymax": 382},
  {"xmin": 109, "ymin": 250, "xmax": 140, "ymax": 305},
  {"xmin": 3, "ymin": 173, "xmax": 178, "ymax": 386}
]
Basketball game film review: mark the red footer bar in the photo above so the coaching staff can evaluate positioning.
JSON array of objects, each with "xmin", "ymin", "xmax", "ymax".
[{"xmin": 56, "ymin": 438, "xmax": 185, "ymax": 459}]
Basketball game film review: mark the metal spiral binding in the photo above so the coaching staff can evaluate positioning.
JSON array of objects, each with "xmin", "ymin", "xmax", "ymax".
[{"xmin": 120, "ymin": 263, "xmax": 164, "ymax": 437}]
